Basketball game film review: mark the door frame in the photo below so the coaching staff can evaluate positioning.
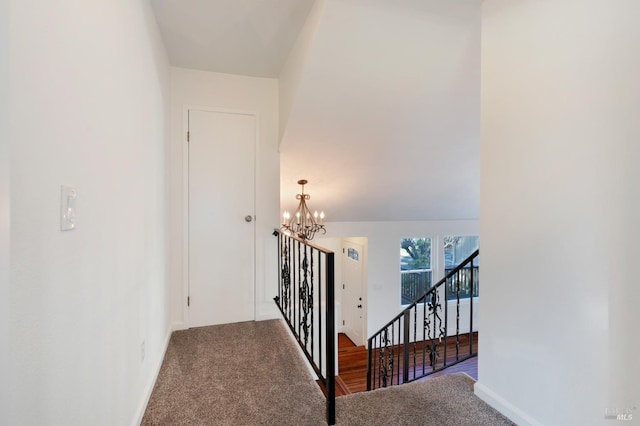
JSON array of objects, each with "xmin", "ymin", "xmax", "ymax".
[
  {"xmin": 182, "ymin": 105, "xmax": 259, "ymax": 327},
  {"xmin": 341, "ymin": 239, "xmax": 367, "ymax": 346}
]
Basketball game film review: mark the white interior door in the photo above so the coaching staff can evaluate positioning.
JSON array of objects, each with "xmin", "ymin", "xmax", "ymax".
[
  {"xmin": 342, "ymin": 241, "xmax": 364, "ymax": 345},
  {"xmin": 188, "ymin": 109, "xmax": 255, "ymax": 328}
]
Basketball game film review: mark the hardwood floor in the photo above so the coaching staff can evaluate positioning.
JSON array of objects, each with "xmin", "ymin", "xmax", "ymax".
[{"xmin": 336, "ymin": 332, "xmax": 478, "ymax": 396}]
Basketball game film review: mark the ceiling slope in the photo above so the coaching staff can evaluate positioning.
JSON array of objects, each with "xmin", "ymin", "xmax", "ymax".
[
  {"xmin": 151, "ymin": 0, "xmax": 315, "ymax": 77},
  {"xmin": 279, "ymin": 0, "xmax": 327, "ymax": 142},
  {"xmin": 280, "ymin": 0, "xmax": 481, "ymax": 222}
]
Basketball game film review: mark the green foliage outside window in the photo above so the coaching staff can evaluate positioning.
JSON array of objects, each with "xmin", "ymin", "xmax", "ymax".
[
  {"xmin": 400, "ymin": 238, "xmax": 431, "ymax": 270},
  {"xmin": 400, "ymin": 237, "xmax": 432, "ymax": 304}
]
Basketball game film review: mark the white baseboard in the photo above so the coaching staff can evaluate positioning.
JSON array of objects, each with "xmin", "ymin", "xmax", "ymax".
[
  {"xmin": 132, "ymin": 324, "xmax": 176, "ymax": 426},
  {"xmin": 474, "ymin": 382, "xmax": 542, "ymax": 426},
  {"xmin": 256, "ymin": 303, "xmax": 280, "ymax": 321},
  {"xmin": 171, "ymin": 320, "xmax": 187, "ymax": 331}
]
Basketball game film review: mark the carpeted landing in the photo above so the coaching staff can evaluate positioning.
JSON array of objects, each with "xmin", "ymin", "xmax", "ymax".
[{"xmin": 142, "ymin": 319, "xmax": 513, "ymax": 425}]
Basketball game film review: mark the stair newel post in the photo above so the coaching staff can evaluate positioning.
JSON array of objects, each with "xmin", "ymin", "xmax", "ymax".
[
  {"xmin": 326, "ymin": 251, "xmax": 336, "ymax": 426},
  {"xmin": 402, "ymin": 310, "xmax": 410, "ymax": 384}
]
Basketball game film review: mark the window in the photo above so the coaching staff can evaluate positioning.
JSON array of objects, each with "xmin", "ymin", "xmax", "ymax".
[
  {"xmin": 400, "ymin": 237, "xmax": 432, "ymax": 305},
  {"xmin": 347, "ymin": 247, "xmax": 359, "ymax": 261},
  {"xmin": 444, "ymin": 236, "xmax": 479, "ymax": 300}
]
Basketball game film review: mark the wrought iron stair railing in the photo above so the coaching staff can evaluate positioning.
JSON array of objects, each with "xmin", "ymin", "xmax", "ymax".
[
  {"xmin": 273, "ymin": 230, "xmax": 336, "ymax": 425},
  {"xmin": 366, "ymin": 249, "xmax": 479, "ymax": 391}
]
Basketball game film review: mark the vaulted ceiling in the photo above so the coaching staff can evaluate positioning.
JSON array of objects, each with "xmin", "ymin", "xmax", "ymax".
[{"xmin": 151, "ymin": 0, "xmax": 480, "ymax": 222}]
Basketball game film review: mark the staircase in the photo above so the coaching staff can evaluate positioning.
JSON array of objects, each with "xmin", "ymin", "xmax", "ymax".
[
  {"xmin": 273, "ymin": 230, "xmax": 479, "ymax": 424},
  {"xmin": 366, "ymin": 249, "xmax": 479, "ymax": 390},
  {"xmin": 336, "ymin": 332, "xmax": 478, "ymax": 394}
]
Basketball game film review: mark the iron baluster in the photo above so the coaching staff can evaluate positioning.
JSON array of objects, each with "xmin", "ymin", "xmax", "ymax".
[
  {"xmin": 281, "ymin": 242, "xmax": 291, "ymax": 315},
  {"xmin": 403, "ymin": 311, "xmax": 410, "ymax": 384},
  {"xmin": 469, "ymin": 259, "xmax": 474, "ymax": 355},
  {"xmin": 394, "ymin": 321, "xmax": 399, "ymax": 385},
  {"xmin": 293, "ymin": 240, "xmax": 298, "ymax": 338},
  {"xmin": 310, "ymin": 248, "xmax": 315, "ymax": 361},
  {"xmin": 444, "ymin": 273, "xmax": 448, "ymax": 367},
  {"xmin": 300, "ymin": 246, "xmax": 310, "ymax": 347},
  {"xmin": 379, "ymin": 328, "xmax": 392, "ymax": 387},
  {"xmin": 366, "ymin": 338, "xmax": 372, "ymax": 390},
  {"xmin": 456, "ymin": 269, "xmax": 461, "ymax": 359},
  {"xmin": 318, "ymin": 250, "xmax": 322, "ymax": 376},
  {"xmin": 431, "ymin": 291, "xmax": 441, "ymax": 369},
  {"xmin": 412, "ymin": 303, "xmax": 417, "ymax": 380},
  {"xmin": 422, "ymin": 294, "xmax": 427, "ymax": 375}
]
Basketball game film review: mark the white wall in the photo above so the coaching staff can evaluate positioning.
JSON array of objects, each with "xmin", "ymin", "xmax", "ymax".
[
  {"xmin": 479, "ymin": 1, "xmax": 640, "ymax": 425},
  {"xmin": 169, "ymin": 67, "xmax": 280, "ymax": 327},
  {"xmin": 322, "ymin": 220, "xmax": 478, "ymax": 337},
  {"xmin": 5, "ymin": 0, "xmax": 171, "ymax": 424},
  {"xmin": 0, "ymin": 0, "xmax": 9, "ymax": 417},
  {"xmin": 313, "ymin": 236, "xmax": 345, "ymax": 331}
]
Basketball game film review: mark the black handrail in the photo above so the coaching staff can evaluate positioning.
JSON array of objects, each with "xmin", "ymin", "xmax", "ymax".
[
  {"xmin": 273, "ymin": 230, "xmax": 335, "ymax": 425},
  {"xmin": 366, "ymin": 249, "xmax": 479, "ymax": 391}
]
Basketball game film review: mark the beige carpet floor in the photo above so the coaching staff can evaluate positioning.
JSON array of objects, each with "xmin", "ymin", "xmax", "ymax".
[
  {"xmin": 335, "ymin": 373, "xmax": 513, "ymax": 426},
  {"xmin": 141, "ymin": 319, "xmax": 513, "ymax": 426}
]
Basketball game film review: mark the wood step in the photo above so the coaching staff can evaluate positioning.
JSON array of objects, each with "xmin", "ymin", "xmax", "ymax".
[{"xmin": 315, "ymin": 375, "xmax": 351, "ymax": 397}]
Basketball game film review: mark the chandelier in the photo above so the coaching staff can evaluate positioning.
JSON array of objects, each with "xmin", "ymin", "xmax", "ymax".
[{"xmin": 281, "ymin": 179, "xmax": 326, "ymax": 240}]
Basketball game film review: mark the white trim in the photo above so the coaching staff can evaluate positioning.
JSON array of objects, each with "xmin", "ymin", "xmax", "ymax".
[
  {"xmin": 474, "ymin": 382, "xmax": 542, "ymax": 426},
  {"xmin": 182, "ymin": 107, "xmax": 190, "ymax": 327},
  {"xmin": 342, "ymin": 240, "xmax": 366, "ymax": 346},
  {"xmin": 182, "ymin": 105, "xmax": 259, "ymax": 328},
  {"xmin": 252, "ymin": 110, "xmax": 258, "ymax": 323},
  {"xmin": 170, "ymin": 320, "xmax": 187, "ymax": 331},
  {"xmin": 132, "ymin": 324, "xmax": 176, "ymax": 426},
  {"xmin": 255, "ymin": 309, "xmax": 280, "ymax": 322}
]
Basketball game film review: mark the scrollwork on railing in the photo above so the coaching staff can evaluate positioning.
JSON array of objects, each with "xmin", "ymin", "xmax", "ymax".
[
  {"xmin": 280, "ymin": 242, "xmax": 291, "ymax": 309},
  {"xmin": 424, "ymin": 290, "xmax": 445, "ymax": 367},
  {"xmin": 299, "ymin": 249, "xmax": 313, "ymax": 346},
  {"xmin": 378, "ymin": 328, "xmax": 393, "ymax": 387}
]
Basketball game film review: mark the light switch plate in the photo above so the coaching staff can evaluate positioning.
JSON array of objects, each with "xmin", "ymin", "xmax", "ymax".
[{"xmin": 60, "ymin": 185, "xmax": 77, "ymax": 231}]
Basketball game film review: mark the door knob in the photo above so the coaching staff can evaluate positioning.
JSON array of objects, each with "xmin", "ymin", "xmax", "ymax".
[
  {"xmin": 245, "ymin": 215, "xmax": 253, "ymax": 222},
  {"xmin": 357, "ymin": 304, "xmax": 362, "ymax": 308}
]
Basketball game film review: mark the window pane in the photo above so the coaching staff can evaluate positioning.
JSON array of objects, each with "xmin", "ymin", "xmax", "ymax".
[
  {"xmin": 347, "ymin": 247, "xmax": 359, "ymax": 261},
  {"xmin": 444, "ymin": 236, "xmax": 479, "ymax": 300},
  {"xmin": 400, "ymin": 237, "xmax": 432, "ymax": 305},
  {"xmin": 401, "ymin": 270, "xmax": 432, "ymax": 305},
  {"xmin": 444, "ymin": 236, "xmax": 479, "ymax": 270},
  {"xmin": 400, "ymin": 238, "xmax": 431, "ymax": 270}
]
